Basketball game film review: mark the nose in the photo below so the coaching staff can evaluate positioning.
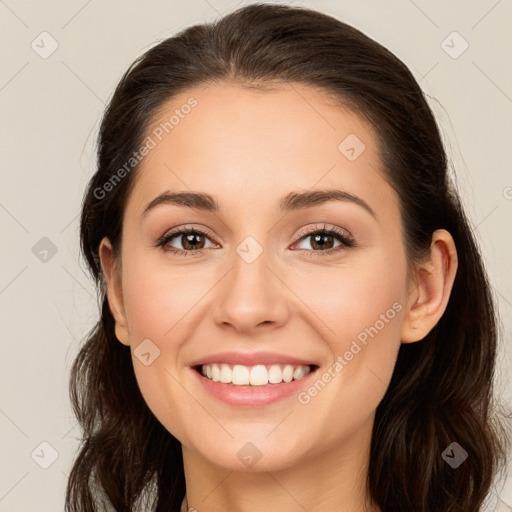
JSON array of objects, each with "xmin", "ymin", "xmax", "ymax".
[{"xmin": 212, "ymin": 248, "xmax": 290, "ymax": 336}]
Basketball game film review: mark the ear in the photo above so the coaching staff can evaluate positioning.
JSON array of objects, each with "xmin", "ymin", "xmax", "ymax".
[
  {"xmin": 98, "ymin": 237, "xmax": 130, "ymax": 346},
  {"xmin": 401, "ymin": 229, "xmax": 458, "ymax": 343}
]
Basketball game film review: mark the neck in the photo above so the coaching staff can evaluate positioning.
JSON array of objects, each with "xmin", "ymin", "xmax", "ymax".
[{"xmin": 181, "ymin": 413, "xmax": 380, "ymax": 512}]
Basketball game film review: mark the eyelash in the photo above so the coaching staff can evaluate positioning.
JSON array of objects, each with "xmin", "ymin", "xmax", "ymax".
[{"xmin": 155, "ymin": 223, "xmax": 356, "ymax": 258}]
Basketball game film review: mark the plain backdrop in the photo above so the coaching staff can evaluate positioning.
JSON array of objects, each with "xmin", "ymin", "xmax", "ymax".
[{"xmin": 0, "ymin": 1, "xmax": 511, "ymax": 510}]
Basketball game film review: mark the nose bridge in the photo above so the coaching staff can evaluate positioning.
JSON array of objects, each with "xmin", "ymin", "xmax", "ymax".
[
  {"xmin": 234, "ymin": 236, "xmax": 271, "ymax": 288},
  {"xmin": 213, "ymin": 230, "xmax": 289, "ymax": 332},
  {"xmin": 229, "ymin": 232, "xmax": 275, "ymax": 305}
]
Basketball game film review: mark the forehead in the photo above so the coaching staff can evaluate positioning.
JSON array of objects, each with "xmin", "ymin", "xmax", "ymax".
[{"xmin": 124, "ymin": 81, "xmax": 395, "ymax": 220}]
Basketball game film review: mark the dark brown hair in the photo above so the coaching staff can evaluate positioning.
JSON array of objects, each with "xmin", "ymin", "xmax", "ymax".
[{"xmin": 67, "ymin": 3, "xmax": 510, "ymax": 511}]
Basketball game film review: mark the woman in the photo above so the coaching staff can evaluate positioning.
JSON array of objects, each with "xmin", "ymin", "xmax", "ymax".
[{"xmin": 66, "ymin": 3, "xmax": 509, "ymax": 511}]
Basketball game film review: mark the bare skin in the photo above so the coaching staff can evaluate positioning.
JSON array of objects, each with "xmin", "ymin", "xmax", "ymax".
[{"xmin": 99, "ymin": 82, "xmax": 457, "ymax": 512}]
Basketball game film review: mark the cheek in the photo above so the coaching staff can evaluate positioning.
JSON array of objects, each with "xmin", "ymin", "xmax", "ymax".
[
  {"xmin": 293, "ymin": 259, "xmax": 405, "ymax": 344},
  {"xmin": 119, "ymin": 252, "xmax": 203, "ymax": 439},
  {"xmin": 293, "ymin": 271, "xmax": 404, "ymax": 424},
  {"xmin": 291, "ymin": 255, "xmax": 406, "ymax": 403},
  {"xmin": 121, "ymin": 250, "xmax": 204, "ymax": 341}
]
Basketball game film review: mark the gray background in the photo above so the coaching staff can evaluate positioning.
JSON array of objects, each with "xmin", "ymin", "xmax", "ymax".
[{"xmin": 0, "ymin": 0, "xmax": 511, "ymax": 510}]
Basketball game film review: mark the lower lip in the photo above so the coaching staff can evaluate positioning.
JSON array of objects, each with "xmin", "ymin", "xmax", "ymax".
[{"xmin": 191, "ymin": 367, "xmax": 318, "ymax": 407}]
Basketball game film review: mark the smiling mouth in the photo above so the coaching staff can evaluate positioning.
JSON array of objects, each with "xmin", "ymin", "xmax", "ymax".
[{"xmin": 193, "ymin": 363, "xmax": 319, "ymax": 386}]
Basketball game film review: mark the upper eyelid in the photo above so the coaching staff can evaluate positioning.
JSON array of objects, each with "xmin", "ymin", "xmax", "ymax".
[
  {"xmin": 163, "ymin": 225, "xmax": 218, "ymax": 242},
  {"xmin": 163, "ymin": 224, "xmax": 345, "ymax": 236},
  {"xmin": 295, "ymin": 223, "xmax": 352, "ymax": 239}
]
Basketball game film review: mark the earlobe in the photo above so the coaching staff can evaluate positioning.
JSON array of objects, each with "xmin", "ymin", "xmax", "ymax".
[
  {"xmin": 401, "ymin": 229, "xmax": 458, "ymax": 344},
  {"xmin": 98, "ymin": 237, "xmax": 130, "ymax": 346}
]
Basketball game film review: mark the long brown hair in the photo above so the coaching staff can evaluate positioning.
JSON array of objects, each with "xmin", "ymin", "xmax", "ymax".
[{"xmin": 67, "ymin": 3, "xmax": 510, "ymax": 511}]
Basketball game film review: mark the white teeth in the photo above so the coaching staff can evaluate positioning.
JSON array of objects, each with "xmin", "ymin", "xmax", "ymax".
[
  {"xmin": 249, "ymin": 365, "xmax": 268, "ymax": 386},
  {"xmin": 200, "ymin": 363, "xmax": 312, "ymax": 386},
  {"xmin": 232, "ymin": 365, "xmax": 249, "ymax": 385},
  {"xmin": 282, "ymin": 365, "xmax": 294, "ymax": 383},
  {"xmin": 219, "ymin": 364, "xmax": 232, "ymax": 383},
  {"xmin": 293, "ymin": 366, "xmax": 308, "ymax": 380},
  {"xmin": 268, "ymin": 364, "xmax": 283, "ymax": 384}
]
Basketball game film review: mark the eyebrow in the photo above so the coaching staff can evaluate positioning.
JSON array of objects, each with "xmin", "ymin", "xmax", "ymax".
[{"xmin": 141, "ymin": 189, "xmax": 376, "ymax": 219}]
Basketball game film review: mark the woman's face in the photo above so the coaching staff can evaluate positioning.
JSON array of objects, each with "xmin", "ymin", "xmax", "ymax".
[{"xmin": 101, "ymin": 82, "xmax": 413, "ymax": 471}]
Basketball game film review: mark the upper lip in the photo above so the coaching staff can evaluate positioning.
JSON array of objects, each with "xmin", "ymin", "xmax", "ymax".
[{"xmin": 189, "ymin": 351, "xmax": 318, "ymax": 368}]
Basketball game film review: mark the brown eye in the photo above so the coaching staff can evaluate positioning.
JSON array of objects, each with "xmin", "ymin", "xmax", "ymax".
[
  {"xmin": 156, "ymin": 227, "xmax": 217, "ymax": 256},
  {"xmin": 292, "ymin": 225, "xmax": 355, "ymax": 257}
]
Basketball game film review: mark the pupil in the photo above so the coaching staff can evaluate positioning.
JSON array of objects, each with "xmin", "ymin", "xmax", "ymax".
[
  {"xmin": 184, "ymin": 233, "xmax": 204, "ymax": 249},
  {"xmin": 313, "ymin": 234, "xmax": 333, "ymax": 250}
]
